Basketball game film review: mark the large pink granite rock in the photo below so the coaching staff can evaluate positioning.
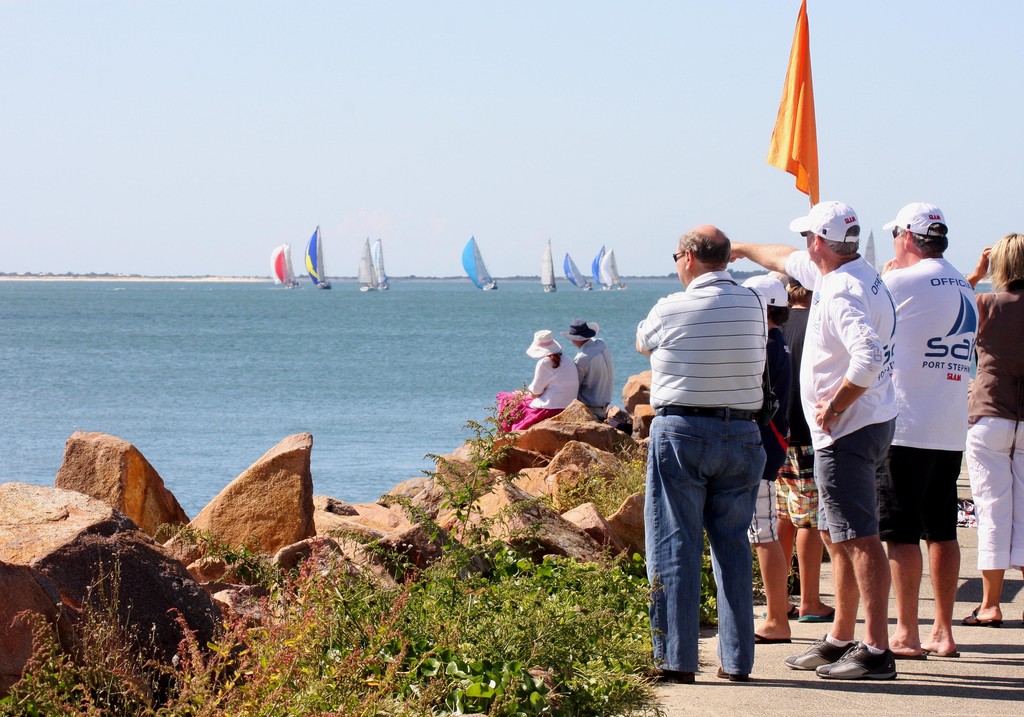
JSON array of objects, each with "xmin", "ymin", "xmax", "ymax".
[
  {"xmin": 0, "ymin": 483, "xmax": 219, "ymax": 673},
  {"xmin": 622, "ymin": 371, "xmax": 652, "ymax": 415},
  {"xmin": 188, "ymin": 433, "xmax": 316, "ymax": 554},
  {"xmin": 514, "ymin": 401, "xmax": 636, "ymax": 458},
  {"xmin": 54, "ymin": 431, "xmax": 188, "ymax": 536},
  {"xmin": 0, "ymin": 561, "xmax": 75, "ymax": 696}
]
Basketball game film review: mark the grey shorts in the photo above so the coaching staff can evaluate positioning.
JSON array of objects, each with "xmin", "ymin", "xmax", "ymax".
[{"xmin": 814, "ymin": 419, "xmax": 895, "ymax": 543}]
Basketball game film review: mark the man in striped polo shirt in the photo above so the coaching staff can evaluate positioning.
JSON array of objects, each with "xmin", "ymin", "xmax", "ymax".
[{"xmin": 637, "ymin": 225, "xmax": 768, "ymax": 684}]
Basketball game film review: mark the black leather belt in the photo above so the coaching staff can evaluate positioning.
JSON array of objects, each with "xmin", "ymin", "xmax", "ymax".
[{"xmin": 655, "ymin": 405, "xmax": 758, "ymax": 422}]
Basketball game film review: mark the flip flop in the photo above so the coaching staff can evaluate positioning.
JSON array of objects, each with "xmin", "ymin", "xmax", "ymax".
[
  {"xmin": 961, "ymin": 608, "xmax": 1002, "ymax": 627},
  {"xmin": 754, "ymin": 633, "xmax": 792, "ymax": 644},
  {"xmin": 921, "ymin": 649, "xmax": 960, "ymax": 658},
  {"xmin": 893, "ymin": 652, "xmax": 928, "ymax": 660},
  {"xmin": 797, "ymin": 607, "xmax": 836, "ymax": 623},
  {"xmin": 786, "ymin": 604, "xmax": 799, "ymax": 620}
]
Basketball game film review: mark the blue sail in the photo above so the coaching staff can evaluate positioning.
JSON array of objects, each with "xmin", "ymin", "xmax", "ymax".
[
  {"xmin": 462, "ymin": 237, "xmax": 483, "ymax": 288},
  {"xmin": 564, "ymin": 253, "xmax": 580, "ymax": 287},
  {"xmin": 462, "ymin": 236, "xmax": 495, "ymax": 289},
  {"xmin": 305, "ymin": 227, "xmax": 323, "ymax": 285},
  {"xmin": 591, "ymin": 246, "xmax": 605, "ymax": 285}
]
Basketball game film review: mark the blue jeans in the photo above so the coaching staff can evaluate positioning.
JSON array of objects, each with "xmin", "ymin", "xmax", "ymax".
[{"xmin": 645, "ymin": 414, "xmax": 765, "ymax": 674}]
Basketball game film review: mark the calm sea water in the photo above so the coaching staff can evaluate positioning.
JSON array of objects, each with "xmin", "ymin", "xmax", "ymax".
[{"xmin": 0, "ymin": 278, "xmax": 678, "ymax": 517}]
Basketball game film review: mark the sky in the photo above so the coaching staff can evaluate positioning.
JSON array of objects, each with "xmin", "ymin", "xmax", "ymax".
[{"xmin": 3, "ymin": 1, "xmax": 1022, "ymax": 279}]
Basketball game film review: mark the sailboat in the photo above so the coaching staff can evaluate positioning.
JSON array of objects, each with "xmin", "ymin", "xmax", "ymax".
[
  {"xmin": 462, "ymin": 236, "xmax": 497, "ymax": 290},
  {"xmin": 541, "ymin": 240, "xmax": 557, "ymax": 292},
  {"xmin": 358, "ymin": 238, "xmax": 379, "ymax": 292},
  {"xmin": 563, "ymin": 252, "xmax": 592, "ymax": 290},
  {"xmin": 271, "ymin": 243, "xmax": 299, "ymax": 288},
  {"xmin": 600, "ymin": 248, "xmax": 626, "ymax": 290},
  {"xmin": 373, "ymin": 238, "xmax": 389, "ymax": 290},
  {"xmin": 304, "ymin": 226, "xmax": 332, "ymax": 289},
  {"xmin": 863, "ymin": 229, "xmax": 877, "ymax": 271},
  {"xmin": 591, "ymin": 246, "xmax": 605, "ymax": 289}
]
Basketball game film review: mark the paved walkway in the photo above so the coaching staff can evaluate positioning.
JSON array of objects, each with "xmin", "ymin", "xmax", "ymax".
[{"xmin": 657, "ymin": 474, "xmax": 1024, "ymax": 715}]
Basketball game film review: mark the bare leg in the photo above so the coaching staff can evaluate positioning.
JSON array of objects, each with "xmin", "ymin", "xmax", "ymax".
[
  {"xmin": 796, "ymin": 527, "xmax": 830, "ymax": 616},
  {"xmin": 777, "ymin": 519, "xmax": 796, "ymax": 584},
  {"xmin": 886, "ymin": 541, "xmax": 924, "ymax": 655},
  {"xmin": 822, "ymin": 532, "xmax": 859, "ymax": 642},
  {"xmin": 754, "ymin": 539, "xmax": 792, "ymax": 640},
  {"xmin": 845, "ymin": 535, "xmax": 891, "ymax": 649},
  {"xmin": 922, "ymin": 539, "xmax": 960, "ymax": 655},
  {"xmin": 975, "ymin": 569, "xmax": 1005, "ymax": 623}
]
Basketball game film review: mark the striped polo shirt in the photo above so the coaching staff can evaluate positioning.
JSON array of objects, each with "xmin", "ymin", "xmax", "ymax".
[{"xmin": 636, "ymin": 270, "xmax": 767, "ymax": 410}]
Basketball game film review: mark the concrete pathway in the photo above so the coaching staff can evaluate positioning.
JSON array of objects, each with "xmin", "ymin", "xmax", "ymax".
[{"xmin": 656, "ymin": 474, "xmax": 1024, "ymax": 715}]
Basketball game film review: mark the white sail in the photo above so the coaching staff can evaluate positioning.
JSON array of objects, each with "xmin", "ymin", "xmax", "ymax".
[
  {"xmin": 864, "ymin": 230, "xmax": 877, "ymax": 271},
  {"xmin": 541, "ymin": 240, "xmax": 556, "ymax": 292},
  {"xmin": 358, "ymin": 238, "xmax": 378, "ymax": 291},
  {"xmin": 374, "ymin": 238, "xmax": 389, "ymax": 290},
  {"xmin": 599, "ymin": 249, "xmax": 619, "ymax": 289},
  {"xmin": 271, "ymin": 243, "xmax": 298, "ymax": 287}
]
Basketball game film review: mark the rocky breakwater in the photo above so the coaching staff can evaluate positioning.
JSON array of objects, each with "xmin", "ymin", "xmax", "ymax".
[{"xmin": 0, "ymin": 375, "xmax": 657, "ymax": 697}]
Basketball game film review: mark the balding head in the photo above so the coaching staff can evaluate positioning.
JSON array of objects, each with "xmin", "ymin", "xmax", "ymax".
[{"xmin": 678, "ymin": 225, "xmax": 731, "ymax": 270}]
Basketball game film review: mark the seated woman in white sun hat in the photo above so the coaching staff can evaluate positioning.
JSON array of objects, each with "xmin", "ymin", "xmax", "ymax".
[{"xmin": 497, "ymin": 329, "xmax": 580, "ymax": 431}]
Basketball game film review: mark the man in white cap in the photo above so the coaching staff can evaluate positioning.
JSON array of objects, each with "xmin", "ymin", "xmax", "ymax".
[
  {"xmin": 637, "ymin": 225, "xmax": 767, "ymax": 683},
  {"xmin": 731, "ymin": 201, "xmax": 899, "ymax": 680},
  {"xmin": 562, "ymin": 319, "xmax": 614, "ymax": 420},
  {"xmin": 877, "ymin": 203, "xmax": 976, "ymax": 659}
]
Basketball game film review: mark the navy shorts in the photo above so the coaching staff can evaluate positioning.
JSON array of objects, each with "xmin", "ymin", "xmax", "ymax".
[
  {"xmin": 877, "ymin": 445, "xmax": 962, "ymax": 543},
  {"xmin": 814, "ymin": 420, "xmax": 895, "ymax": 543}
]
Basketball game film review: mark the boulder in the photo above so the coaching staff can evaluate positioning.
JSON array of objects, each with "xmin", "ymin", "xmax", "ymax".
[
  {"xmin": 0, "ymin": 483, "xmax": 220, "ymax": 668},
  {"xmin": 606, "ymin": 492, "xmax": 646, "ymax": 557},
  {"xmin": 313, "ymin": 496, "xmax": 386, "ymax": 541},
  {"xmin": 375, "ymin": 522, "xmax": 448, "ymax": 574},
  {"xmin": 561, "ymin": 503, "xmax": 625, "ymax": 552},
  {"xmin": 385, "ymin": 477, "xmax": 432, "ymax": 502},
  {"xmin": 622, "ymin": 371, "xmax": 652, "ymax": 415},
  {"xmin": 387, "ymin": 454, "xmax": 502, "ymax": 521},
  {"xmin": 442, "ymin": 482, "xmax": 603, "ymax": 563},
  {"xmin": 0, "ymin": 561, "xmax": 75, "ymax": 696},
  {"xmin": 547, "ymin": 441, "xmax": 622, "ymax": 478},
  {"xmin": 54, "ymin": 431, "xmax": 188, "ymax": 537},
  {"xmin": 188, "ymin": 433, "xmax": 316, "ymax": 555},
  {"xmin": 510, "ymin": 467, "xmax": 551, "ymax": 497},
  {"xmin": 632, "ymin": 404, "xmax": 656, "ymax": 440},
  {"xmin": 514, "ymin": 401, "xmax": 636, "ymax": 458},
  {"xmin": 492, "ymin": 444, "xmax": 549, "ymax": 475}
]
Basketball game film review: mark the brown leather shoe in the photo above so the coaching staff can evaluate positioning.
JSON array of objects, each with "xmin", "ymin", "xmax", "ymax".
[
  {"xmin": 716, "ymin": 666, "xmax": 749, "ymax": 682},
  {"xmin": 651, "ymin": 669, "xmax": 695, "ymax": 684}
]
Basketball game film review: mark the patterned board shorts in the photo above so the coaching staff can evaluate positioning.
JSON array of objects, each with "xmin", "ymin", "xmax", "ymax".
[{"xmin": 775, "ymin": 443, "xmax": 819, "ymax": 528}]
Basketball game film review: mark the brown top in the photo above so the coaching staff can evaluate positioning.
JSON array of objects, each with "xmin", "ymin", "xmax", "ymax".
[{"xmin": 969, "ymin": 284, "xmax": 1024, "ymax": 421}]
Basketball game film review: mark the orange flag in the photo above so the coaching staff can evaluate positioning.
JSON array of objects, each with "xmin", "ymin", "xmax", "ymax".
[{"xmin": 767, "ymin": 0, "xmax": 819, "ymax": 205}]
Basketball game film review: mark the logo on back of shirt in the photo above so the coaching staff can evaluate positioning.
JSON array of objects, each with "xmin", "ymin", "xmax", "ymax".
[{"xmin": 922, "ymin": 292, "xmax": 977, "ymax": 373}]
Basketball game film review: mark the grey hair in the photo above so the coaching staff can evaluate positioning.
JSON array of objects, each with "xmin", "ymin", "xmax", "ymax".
[{"xmin": 678, "ymin": 229, "xmax": 731, "ymax": 267}]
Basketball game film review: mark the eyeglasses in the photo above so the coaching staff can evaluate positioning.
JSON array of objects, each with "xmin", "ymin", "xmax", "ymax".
[
  {"xmin": 672, "ymin": 250, "xmax": 685, "ymax": 263},
  {"xmin": 892, "ymin": 227, "xmax": 904, "ymax": 239}
]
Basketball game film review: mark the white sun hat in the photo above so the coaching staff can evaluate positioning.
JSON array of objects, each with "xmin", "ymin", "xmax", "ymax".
[{"xmin": 526, "ymin": 329, "xmax": 562, "ymax": 358}]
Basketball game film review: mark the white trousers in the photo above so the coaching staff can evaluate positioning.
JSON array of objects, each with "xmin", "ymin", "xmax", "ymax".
[{"xmin": 966, "ymin": 416, "xmax": 1024, "ymax": 571}]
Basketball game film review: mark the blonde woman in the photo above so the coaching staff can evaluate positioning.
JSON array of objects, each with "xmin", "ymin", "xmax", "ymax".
[{"xmin": 964, "ymin": 234, "xmax": 1024, "ymax": 626}]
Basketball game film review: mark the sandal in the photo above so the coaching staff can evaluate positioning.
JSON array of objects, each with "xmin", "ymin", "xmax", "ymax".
[{"xmin": 961, "ymin": 607, "xmax": 1002, "ymax": 627}]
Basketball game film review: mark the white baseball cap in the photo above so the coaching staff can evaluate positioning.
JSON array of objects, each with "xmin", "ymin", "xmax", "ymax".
[
  {"xmin": 789, "ymin": 200, "xmax": 860, "ymax": 242},
  {"xmin": 743, "ymin": 274, "xmax": 788, "ymax": 307},
  {"xmin": 882, "ymin": 202, "xmax": 947, "ymax": 236}
]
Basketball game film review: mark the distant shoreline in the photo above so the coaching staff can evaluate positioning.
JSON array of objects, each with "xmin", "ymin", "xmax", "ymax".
[
  {"xmin": 0, "ymin": 274, "xmax": 682, "ymax": 283},
  {"xmin": 0, "ymin": 275, "xmax": 269, "ymax": 283}
]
